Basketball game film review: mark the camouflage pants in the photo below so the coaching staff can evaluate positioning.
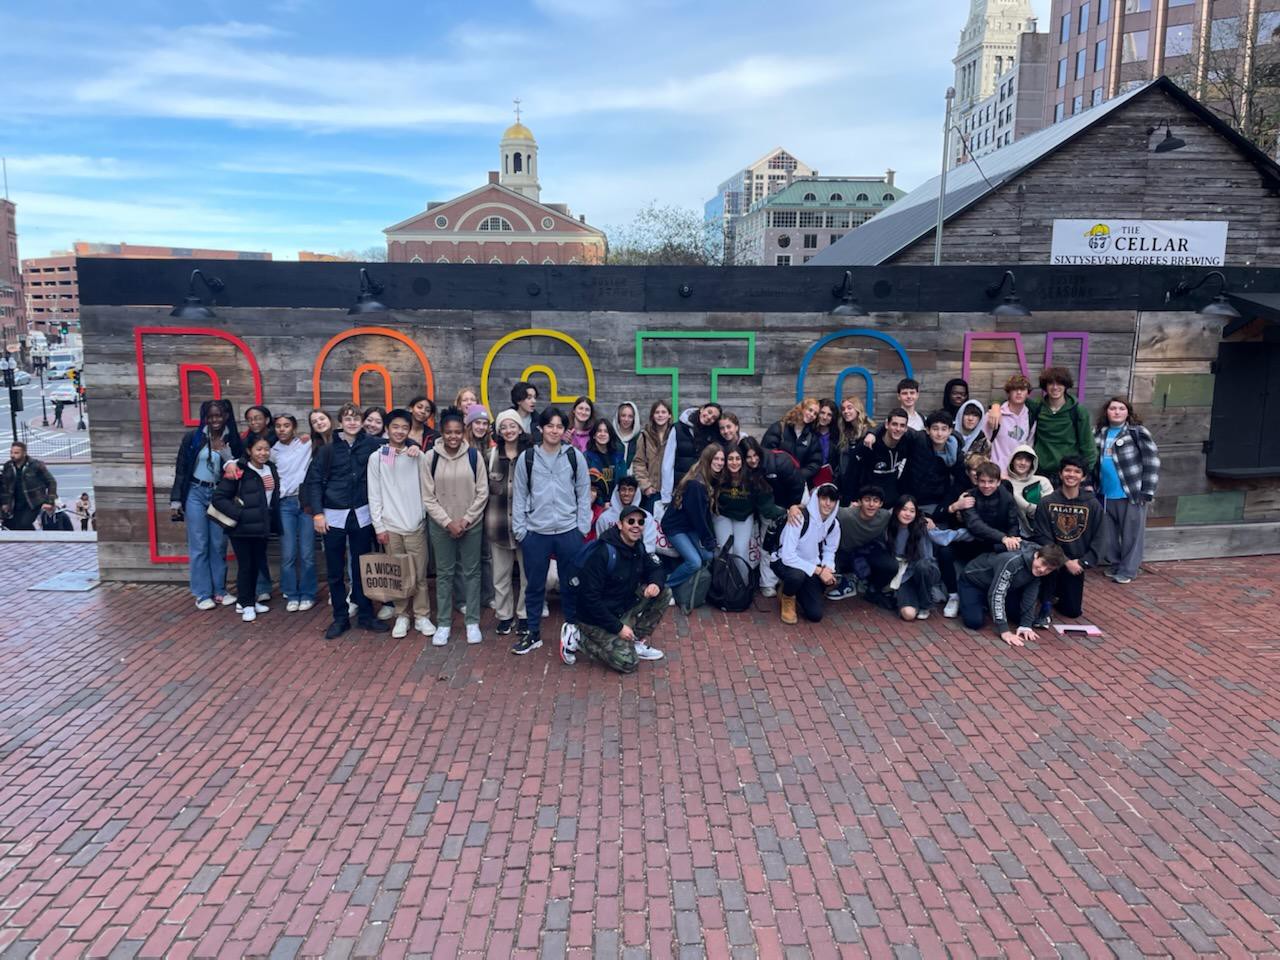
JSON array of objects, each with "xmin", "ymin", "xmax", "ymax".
[{"xmin": 577, "ymin": 586, "xmax": 673, "ymax": 674}]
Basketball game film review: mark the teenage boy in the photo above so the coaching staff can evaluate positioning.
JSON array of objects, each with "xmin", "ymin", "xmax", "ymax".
[
  {"xmin": 596, "ymin": 475, "xmax": 658, "ymax": 552},
  {"xmin": 857, "ymin": 408, "xmax": 912, "ymax": 505},
  {"xmin": 423, "ymin": 407, "xmax": 489, "ymax": 646},
  {"xmin": 959, "ymin": 543, "xmax": 1067, "ymax": 647},
  {"xmin": 510, "ymin": 380, "xmax": 541, "ymax": 443},
  {"xmin": 304, "ymin": 403, "xmax": 390, "ymax": 639},
  {"xmin": 367, "ymin": 408, "xmax": 435, "ymax": 640},
  {"xmin": 896, "ymin": 378, "xmax": 925, "ymax": 431},
  {"xmin": 828, "ymin": 485, "xmax": 896, "ymax": 602},
  {"xmin": 986, "ymin": 374, "xmax": 1035, "ymax": 476},
  {"xmin": 512, "ymin": 405, "xmax": 593, "ymax": 660},
  {"xmin": 954, "ymin": 461, "xmax": 1022, "ymax": 565},
  {"xmin": 1, "ymin": 441, "xmax": 58, "ymax": 531},
  {"xmin": 904, "ymin": 411, "xmax": 966, "ymax": 515},
  {"xmin": 1032, "ymin": 455, "xmax": 1104, "ymax": 626},
  {"xmin": 271, "ymin": 415, "xmax": 317, "ymax": 612},
  {"xmin": 575, "ymin": 504, "xmax": 670, "ymax": 672},
  {"xmin": 1027, "ymin": 366, "xmax": 1097, "ymax": 484},
  {"xmin": 773, "ymin": 483, "xmax": 842, "ymax": 624}
]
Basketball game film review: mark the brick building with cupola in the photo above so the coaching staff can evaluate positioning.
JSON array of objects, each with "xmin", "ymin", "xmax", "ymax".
[{"xmin": 384, "ymin": 116, "xmax": 607, "ymax": 265}]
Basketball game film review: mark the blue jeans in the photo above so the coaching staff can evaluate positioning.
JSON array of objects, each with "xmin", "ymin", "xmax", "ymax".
[
  {"xmin": 519, "ymin": 528, "xmax": 587, "ymax": 638},
  {"xmin": 667, "ymin": 532, "xmax": 712, "ymax": 589},
  {"xmin": 278, "ymin": 495, "xmax": 317, "ymax": 602},
  {"xmin": 324, "ymin": 512, "xmax": 375, "ymax": 625},
  {"xmin": 184, "ymin": 483, "xmax": 227, "ymax": 602}
]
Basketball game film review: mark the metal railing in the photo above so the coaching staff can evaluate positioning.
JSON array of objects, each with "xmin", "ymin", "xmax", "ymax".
[{"xmin": 17, "ymin": 422, "xmax": 92, "ymax": 461}]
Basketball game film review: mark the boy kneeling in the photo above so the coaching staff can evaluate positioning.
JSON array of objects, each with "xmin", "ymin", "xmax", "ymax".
[
  {"xmin": 573, "ymin": 504, "xmax": 670, "ymax": 673},
  {"xmin": 958, "ymin": 543, "xmax": 1067, "ymax": 647},
  {"xmin": 773, "ymin": 483, "xmax": 842, "ymax": 624}
]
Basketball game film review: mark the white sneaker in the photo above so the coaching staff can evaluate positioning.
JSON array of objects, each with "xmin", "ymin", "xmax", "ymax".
[
  {"xmin": 432, "ymin": 626, "xmax": 450, "ymax": 647},
  {"xmin": 242, "ymin": 607, "xmax": 256, "ymax": 623},
  {"xmin": 196, "ymin": 598, "xmax": 216, "ymax": 611},
  {"xmin": 917, "ymin": 610, "xmax": 930, "ymax": 621},
  {"xmin": 415, "ymin": 616, "xmax": 436, "ymax": 637},
  {"xmin": 235, "ymin": 603, "xmax": 244, "ymax": 614},
  {"xmin": 943, "ymin": 594, "xmax": 960, "ymax": 619},
  {"xmin": 286, "ymin": 600, "xmax": 300, "ymax": 613},
  {"xmin": 559, "ymin": 623, "xmax": 579, "ymax": 665},
  {"xmin": 256, "ymin": 592, "xmax": 271, "ymax": 603},
  {"xmin": 392, "ymin": 616, "xmax": 410, "ymax": 639},
  {"xmin": 634, "ymin": 641, "xmax": 665, "ymax": 661},
  {"xmin": 220, "ymin": 594, "xmax": 237, "ymax": 606},
  {"xmin": 542, "ymin": 603, "xmax": 550, "ymax": 617},
  {"xmin": 298, "ymin": 600, "xmax": 314, "ymax": 612},
  {"xmin": 254, "ymin": 603, "xmax": 269, "ymax": 614},
  {"xmin": 377, "ymin": 604, "xmax": 396, "ymax": 621},
  {"xmin": 466, "ymin": 624, "xmax": 482, "ymax": 645},
  {"xmin": 760, "ymin": 586, "xmax": 777, "ymax": 598}
]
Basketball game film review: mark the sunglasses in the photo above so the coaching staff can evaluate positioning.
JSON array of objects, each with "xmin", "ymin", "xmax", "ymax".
[{"xmin": 620, "ymin": 517, "xmax": 644, "ymax": 527}]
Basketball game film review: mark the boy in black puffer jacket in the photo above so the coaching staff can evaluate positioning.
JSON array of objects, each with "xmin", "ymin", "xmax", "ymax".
[{"xmin": 954, "ymin": 460, "xmax": 1023, "ymax": 564}]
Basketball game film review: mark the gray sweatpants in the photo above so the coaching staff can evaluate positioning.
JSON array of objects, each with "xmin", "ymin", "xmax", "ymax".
[{"xmin": 1104, "ymin": 497, "xmax": 1146, "ymax": 580}]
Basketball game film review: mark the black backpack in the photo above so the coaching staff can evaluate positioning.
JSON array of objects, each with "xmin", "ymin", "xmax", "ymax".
[
  {"xmin": 708, "ymin": 537, "xmax": 757, "ymax": 612},
  {"xmin": 430, "ymin": 447, "xmax": 480, "ymax": 479}
]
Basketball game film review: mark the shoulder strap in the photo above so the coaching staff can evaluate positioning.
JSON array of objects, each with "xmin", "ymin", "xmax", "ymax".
[
  {"xmin": 523, "ymin": 447, "xmax": 535, "ymax": 492},
  {"xmin": 799, "ymin": 511, "xmax": 811, "ymax": 540},
  {"xmin": 430, "ymin": 450, "xmax": 440, "ymax": 478},
  {"xmin": 467, "ymin": 447, "xmax": 479, "ymax": 479}
]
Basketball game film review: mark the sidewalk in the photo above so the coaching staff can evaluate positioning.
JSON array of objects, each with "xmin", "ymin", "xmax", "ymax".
[
  {"xmin": 2, "ymin": 544, "xmax": 1280, "ymax": 958},
  {"xmin": 19, "ymin": 411, "xmax": 92, "ymax": 463}
]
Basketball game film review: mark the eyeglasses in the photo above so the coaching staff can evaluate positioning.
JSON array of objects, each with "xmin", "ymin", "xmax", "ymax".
[{"xmin": 620, "ymin": 517, "xmax": 644, "ymax": 527}]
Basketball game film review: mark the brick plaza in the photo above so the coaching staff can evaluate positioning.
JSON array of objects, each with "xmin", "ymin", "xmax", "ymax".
[{"xmin": 2, "ymin": 542, "xmax": 1279, "ymax": 959}]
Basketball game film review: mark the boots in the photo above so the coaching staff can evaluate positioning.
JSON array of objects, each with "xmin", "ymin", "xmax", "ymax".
[{"xmin": 780, "ymin": 593, "xmax": 798, "ymax": 625}]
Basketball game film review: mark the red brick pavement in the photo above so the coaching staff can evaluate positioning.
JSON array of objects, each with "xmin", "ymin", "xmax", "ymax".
[{"xmin": 2, "ymin": 542, "xmax": 1280, "ymax": 959}]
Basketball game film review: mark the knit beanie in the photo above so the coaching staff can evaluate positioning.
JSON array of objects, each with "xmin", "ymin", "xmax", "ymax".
[
  {"xmin": 465, "ymin": 404, "xmax": 492, "ymax": 426},
  {"xmin": 494, "ymin": 409, "xmax": 525, "ymax": 432}
]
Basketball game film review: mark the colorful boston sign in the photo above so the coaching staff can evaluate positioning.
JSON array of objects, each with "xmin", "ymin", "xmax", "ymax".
[{"xmin": 1049, "ymin": 219, "xmax": 1228, "ymax": 266}]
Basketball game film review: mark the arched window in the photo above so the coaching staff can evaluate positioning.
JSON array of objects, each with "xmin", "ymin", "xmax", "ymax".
[
  {"xmin": 542, "ymin": 257, "xmax": 555, "ymax": 264},
  {"xmin": 856, "ymin": 193, "xmax": 869, "ymax": 202},
  {"xmin": 409, "ymin": 255, "xmax": 423, "ymax": 263},
  {"xmin": 462, "ymin": 256, "xmax": 476, "ymax": 264},
  {"xmin": 568, "ymin": 257, "xmax": 579, "ymax": 264},
  {"xmin": 516, "ymin": 257, "xmax": 529, "ymax": 264},
  {"xmin": 489, "ymin": 256, "xmax": 503, "ymax": 264},
  {"xmin": 803, "ymin": 192, "xmax": 817, "ymax": 201},
  {"xmin": 478, "ymin": 216, "xmax": 514, "ymax": 231},
  {"xmin": 436, "ymin": 256, "xmax": 450, "ymax": 263},
  {"xmin": 882, "ymin": 193, "xmax": 896, "ymax": 203},
  {"xmin": 829, "ymin": 193, "xmax": 843, "ymax": 202},
  {"xmin": 513, "ymin": 152, "xmax": 523, "ymax": 173},
  {"xmin": 503, "ymin": 154, "xmax": 508, "ymax": 175}
]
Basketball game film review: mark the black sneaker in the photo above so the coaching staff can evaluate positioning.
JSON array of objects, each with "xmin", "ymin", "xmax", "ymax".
[
  {"xmin": 516, "ymin": 618, "xmax": 528, "ymax": 636},
  {"xmin": 511, "ymin": 633, "xmax": 542, "ymax": 655},
  {"xmin": 496, "ymin": 618, "xmax": 514, "ymax": 636},
  {"xmin": 1033, "ymin": 612, "xmax": 1053, "ymax": 629},
  {"xmin": 324, "ymin": 620, "xmax": 351, "ymax": 640},
  {"xmin": 358, "ymin": 617, "xmax": 391, "ymax": 633}
]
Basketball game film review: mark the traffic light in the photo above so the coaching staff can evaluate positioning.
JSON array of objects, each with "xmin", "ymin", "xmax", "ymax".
[
  {"xmin": 59, "ymin": 322, "xmax": 69, "ymax": 336},
  {"xmin": 71, "ymin": 368, "xmax": 81, "ymax": 388}
]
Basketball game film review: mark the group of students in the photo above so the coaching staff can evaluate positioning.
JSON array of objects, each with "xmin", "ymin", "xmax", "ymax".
[{"xmin": 168, "ymin": 365, "xmax": 1160, "ymax": 669}]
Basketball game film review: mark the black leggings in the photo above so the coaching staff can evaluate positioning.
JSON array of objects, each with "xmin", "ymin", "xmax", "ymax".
[
  {"xmin": 232, "ymin": 537, "xmax": 270, "ymax": 606},
  {"xmin": 772, "ymin": 561, "xmax": 827, "ymax": 623},
  {"xmin": 1041, "ymin": 567, "xmax": 1085, "ymax": 618}
]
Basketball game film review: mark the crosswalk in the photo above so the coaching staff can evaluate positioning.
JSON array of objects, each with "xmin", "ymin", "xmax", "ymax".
[{"xmin": 18, "ymin": 423, "xmax": 93, "ymax": 461}]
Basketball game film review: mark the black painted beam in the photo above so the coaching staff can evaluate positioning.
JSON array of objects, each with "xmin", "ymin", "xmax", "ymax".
[{"xmin": 75, "ymin": 258, "xmax": 1280, "ymax": 314}]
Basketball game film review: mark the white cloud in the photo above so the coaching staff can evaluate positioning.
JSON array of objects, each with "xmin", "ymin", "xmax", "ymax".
[{"xmin": 2, "ymin": 155, "xmax": 141, "ymax": 180}]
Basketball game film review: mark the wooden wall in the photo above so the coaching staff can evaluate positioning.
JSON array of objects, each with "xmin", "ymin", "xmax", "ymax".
[{"xmin": 85, "ymin": 304, "xmax": 1164, "ymax": 582}]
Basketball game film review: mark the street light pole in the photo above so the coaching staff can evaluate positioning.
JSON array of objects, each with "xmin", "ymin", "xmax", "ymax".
[
  {"xmin": 0, "ymin": 358, "xmax": 17, "ymax": 445},
  {"xmin": 934, "ymin": 86, "xmax": 956, "ymax": 267},
  {"xmin": 34, "ymin": 355, "xmax": 48, "ymax": 426}
]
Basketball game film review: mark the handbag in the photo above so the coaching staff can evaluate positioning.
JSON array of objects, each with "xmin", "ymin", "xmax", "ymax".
[
  {"xmin": 360, "ymin": 545, "xmax": 419, "ymax": 602},
  {"xmin": 206, "ymin": 475, "xmax": 244, "ymax": 530}
]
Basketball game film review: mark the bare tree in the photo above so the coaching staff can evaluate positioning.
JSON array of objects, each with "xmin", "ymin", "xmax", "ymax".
[
  {"xmin": 1170, "ymin": 11, "xmax": 1280, "ymax": 156},
  {"xmin": 605, "ymin": 202, "xmax": 723, "ymax": 266},
  {"xmin": 331, "ymin": 246, "xmax": 388, "ymax": 262}
]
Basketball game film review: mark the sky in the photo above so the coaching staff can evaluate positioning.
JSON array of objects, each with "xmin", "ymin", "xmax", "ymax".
[{"xmin": 1, "ymin": 0, "xmax": 1052, "ymax": 261}]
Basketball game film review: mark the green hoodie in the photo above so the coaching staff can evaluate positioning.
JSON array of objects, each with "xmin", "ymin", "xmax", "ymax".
[{"xmin": 1027, "ymin": 394, "xmax": 1097, "ymax": 475}]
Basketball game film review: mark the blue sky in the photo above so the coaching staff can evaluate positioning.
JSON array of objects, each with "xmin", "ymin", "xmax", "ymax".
[{"xmin": 1, "ymin": 0, "xmax": 1051, "ymax": 261}]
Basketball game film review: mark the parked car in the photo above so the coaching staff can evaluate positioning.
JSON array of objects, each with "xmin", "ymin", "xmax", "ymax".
[
  {"xmin": 49, "ymin": 383, "xmax": 78, "ymax": 402},
  {"xmin": 11, "ymin": 370, "xmax": 31, "ymax": 386},
  {"xmin": 46, "ymin": 363, "xmax": 77, "ymax": 380}
]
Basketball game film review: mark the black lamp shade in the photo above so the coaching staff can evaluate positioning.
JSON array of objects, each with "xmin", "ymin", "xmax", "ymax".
[
  {"xmin": 1199, "ymin": 295, "xmax": 1241, "ymax": 319},
  {"xmin": 170, "ymin": 297, "xmax": 216, "ymax": 320},
  {"xmin": 348, "ymin": 295, "xmax": 388, "ymax": 315},
  {"xmin": 1154, "ymin": 128, "xmax": 1186, "ymax": 153},
  {"xmin": 992, "ymin": 296, "xmax": 1031, "ymax": 318}
]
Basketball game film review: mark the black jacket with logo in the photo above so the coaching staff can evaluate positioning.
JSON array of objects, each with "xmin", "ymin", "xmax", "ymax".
[
  {"xmin": 761, "ymin": 420, "xmax": 823, "ymax": 485},
  {"xmin": 574, "ymin": 526, "xmax": 667, "ymax": 635},
  {"xmin": 1032, "ymin": 489, "xmax": 1104, "ymax": 566}
]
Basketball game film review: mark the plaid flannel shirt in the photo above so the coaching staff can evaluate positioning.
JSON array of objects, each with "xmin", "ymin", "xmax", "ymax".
[{"xmin": 1095, "ymin": 423, "xmax": 1159, "ymax": 502}]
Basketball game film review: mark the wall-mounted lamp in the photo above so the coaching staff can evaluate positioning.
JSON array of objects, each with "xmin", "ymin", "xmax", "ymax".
[
  {"xmin": 170, "ymin": 269, "xmax": 225, "ymax": 319},
  {"xmin": 1148, "ymin": 120, "xmax": 1187, "ymax": 153},
  {"xmin": 348, "ymin": 268, "xmax": 388, "ymax": 316},
  {"xmin": 986, "ymin": 270, "xmax": 1031, "ymax": 317},
  {"xmin": 830, "ymin": 271, "xmax": 867, "ymax": 317},
  {"xmin": 1170, "ymin": 270, "xmax": 1241, "ymax": 319}
]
